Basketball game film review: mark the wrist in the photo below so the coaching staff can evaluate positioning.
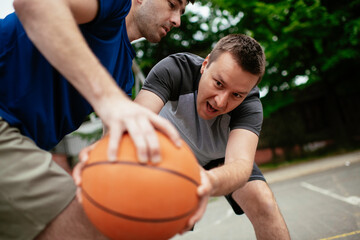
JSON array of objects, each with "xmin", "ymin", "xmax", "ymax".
[{"xmin": 206, "ymin": 170, "xmax": 219, "ymax": 196}]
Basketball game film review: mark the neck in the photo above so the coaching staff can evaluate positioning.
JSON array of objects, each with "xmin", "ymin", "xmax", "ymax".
[{"xmin": 125, "ymin": 9, "xmax": 141, "ymax": 42}]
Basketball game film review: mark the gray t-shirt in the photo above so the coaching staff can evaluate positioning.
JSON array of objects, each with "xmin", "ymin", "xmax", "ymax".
[{"xmin": 142, "ymin": 53, "xmax": 263, "ymax": 166}]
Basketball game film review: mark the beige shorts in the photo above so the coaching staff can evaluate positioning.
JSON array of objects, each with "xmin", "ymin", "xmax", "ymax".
[{"xmin": 0, "ymin": 118, "xmax": 76, "ymax": 240}]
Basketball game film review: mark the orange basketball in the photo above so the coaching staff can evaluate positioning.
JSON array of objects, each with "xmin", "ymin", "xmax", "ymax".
[{"xmin": 81, "ymin": 131, "xmax": 201, "ymax": 240}]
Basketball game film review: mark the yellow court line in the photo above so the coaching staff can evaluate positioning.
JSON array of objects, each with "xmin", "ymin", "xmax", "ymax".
[{"xmin": 319, "ymin": 230, "xmax": 360, "ymax": 240}]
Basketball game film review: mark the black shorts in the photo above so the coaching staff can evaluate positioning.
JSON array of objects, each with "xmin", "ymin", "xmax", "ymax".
[{"xmin": 203, "ymin": 159, "xmax": 266, "ymax": 215}]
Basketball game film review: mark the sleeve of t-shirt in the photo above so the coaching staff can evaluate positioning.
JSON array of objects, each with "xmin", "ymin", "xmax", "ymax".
[
  {"xmin": 141, "ymin": 56, "xmax": 183, "ymax": 104},
  {"xmin": 229, "ymin": 87, "xmax": 263, "ymax": 136},
  {"xmin": 81, "ymin": 0, "xmax": 131, "ymax": 35},
  {"xmin": 97, "ymin": 0, "xmax": 131, "ymax": 23}
]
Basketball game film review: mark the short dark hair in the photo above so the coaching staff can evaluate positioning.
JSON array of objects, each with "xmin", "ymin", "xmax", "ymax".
[{"xmin": 207, "ymin": 34, "xmax": 266, "ymax": 85}]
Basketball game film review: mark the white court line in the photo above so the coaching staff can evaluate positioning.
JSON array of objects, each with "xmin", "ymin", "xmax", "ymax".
[
  {"xmin": 300, "ymin": 182, "xmax": 360, "ymax": 207},
  {"xmin": 214, "ymin": 209, "xmax": 233, "ymax": 225},
  {"xmin": 192, "ymin": 208, "xmax": 233, "ymax": 234}
]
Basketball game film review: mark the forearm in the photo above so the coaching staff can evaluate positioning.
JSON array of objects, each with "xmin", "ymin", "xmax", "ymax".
[
  {"xmin": 206, "ymin": 159, "xmax": 252, "ymax": 196},
  {"xmin": 13, "ymin": 0, "xmax": 127, "ymax": 110}
]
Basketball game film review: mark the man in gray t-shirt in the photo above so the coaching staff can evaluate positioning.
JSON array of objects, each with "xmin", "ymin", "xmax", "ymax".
[{"xmin": 136, "ymin": 34, "xmax": 290, "ymax": 239}]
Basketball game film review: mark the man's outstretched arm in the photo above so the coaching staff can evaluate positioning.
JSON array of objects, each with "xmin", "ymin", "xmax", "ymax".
[{"xmin": 207, "ymin": 129, "xmax": 258, "ymax": 196}]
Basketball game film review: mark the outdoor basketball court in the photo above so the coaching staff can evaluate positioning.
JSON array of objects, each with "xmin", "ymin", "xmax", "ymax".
[{"xmin": 172, "ymin": 152, "xmax": 360, "ymax": 240}]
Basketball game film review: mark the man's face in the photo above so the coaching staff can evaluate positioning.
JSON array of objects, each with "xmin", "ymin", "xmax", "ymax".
[
  {"xmin": 197, "ymin": 52, "xmax": 259, "ymax": 120},
  {"xmin": 136, "ymin": 0, "xmax": 187, "ymax": 42}
]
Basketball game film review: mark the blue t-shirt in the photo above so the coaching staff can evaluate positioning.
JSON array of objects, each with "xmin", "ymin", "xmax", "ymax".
[{"xmin": 0, "ymin": 0, "xmax": 136, "ymax": 150}]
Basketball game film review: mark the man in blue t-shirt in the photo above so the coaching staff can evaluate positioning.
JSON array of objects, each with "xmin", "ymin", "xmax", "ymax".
[
  {"xmin": 135, "ymin": 34, "xmax": 290, "ymax": 239},
  {"xmin": 0, "ymin": 0, "xmax": 194, "ymax": 239}
]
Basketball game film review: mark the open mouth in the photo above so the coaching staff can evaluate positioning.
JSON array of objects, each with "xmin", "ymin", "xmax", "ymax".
[
  {"xmin": 207, "ymin": 102, "xmax": 218, "ymax": 113},
  {"xmin": 162, "ymin": 26, "xmax": 169, "ymax": 35}
]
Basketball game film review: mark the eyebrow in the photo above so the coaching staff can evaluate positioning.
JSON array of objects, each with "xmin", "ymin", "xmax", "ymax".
[
  {"xmin": 217, "ymin": 76, "xmax": 248, "ymax": 95},
  {"xmin": 176, "ymin": 0, "xmax": 186, "ymax": 15}
]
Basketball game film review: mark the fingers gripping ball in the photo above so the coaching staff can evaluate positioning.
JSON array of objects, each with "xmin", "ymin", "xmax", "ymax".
[{"xmin": 81, "ymin": 131, "xmax": 201, "ymax": 240}]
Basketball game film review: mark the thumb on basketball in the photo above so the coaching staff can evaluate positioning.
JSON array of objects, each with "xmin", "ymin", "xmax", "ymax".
[{"xmin": 181, "ymin": 169, "xmax": 211, "ymax": 233}]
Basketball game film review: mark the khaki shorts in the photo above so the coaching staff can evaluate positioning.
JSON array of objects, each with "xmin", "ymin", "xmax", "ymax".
[{"xmin": 0, "ymin": 118, "xmax": 76, "ymax": 240}]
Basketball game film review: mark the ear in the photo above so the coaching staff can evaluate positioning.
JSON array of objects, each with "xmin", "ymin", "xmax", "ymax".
[{"xmin": 200, "ymin": 54, "xmax": 210, "ymax": 74}]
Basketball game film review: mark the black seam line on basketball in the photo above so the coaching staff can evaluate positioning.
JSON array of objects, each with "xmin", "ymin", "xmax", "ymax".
[
  {"xmin": 83, "ymin": 161, "xmax": 200, "ymax": 186},
  {"xmin": 82, "ymin": 188, "xmax": 198, "ymax": 223}
]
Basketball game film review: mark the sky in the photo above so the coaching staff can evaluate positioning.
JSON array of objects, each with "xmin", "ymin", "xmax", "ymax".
[{"xmin": 0, "ymin": 0, "xmax": 14, "ymax": 18}]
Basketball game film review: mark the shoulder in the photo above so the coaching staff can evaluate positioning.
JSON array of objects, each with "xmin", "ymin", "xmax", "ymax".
[
  {"xmin": 232, "ymin": 86, "xmax": 262, "ymax": 114},
  {"xmin": 159, "ymin": 52, "xmax": 203, "ymax": 93},
  {"xmin": 87, "ymin": 0, "xmax": 131, "ymax": 25},
  {"xmin": 143, "ymin": 53, "xmax": 203, "ymax": 101},
  {"xmin": 157, "ymin": 52, "xmax": 203, "ymax": 75},
  {"xmin": 167, "ymin": 52, "xmax": 204, "ymax": 65},
  {"xmin": 147, "ymin": 53, "xmax": 204, "ymax": 88},
  {"xmin": 229, "ymin": 86, "xmax": 263, "ymax": 135},
  {"xmin": 246, "ymin": 86, "xmax": 260, "ymax": 99}
]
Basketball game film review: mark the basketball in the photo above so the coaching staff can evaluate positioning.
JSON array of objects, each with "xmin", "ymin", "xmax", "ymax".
[{"xmin": 81, "ymin": 131, "xmax": 201, "ymax": 240}]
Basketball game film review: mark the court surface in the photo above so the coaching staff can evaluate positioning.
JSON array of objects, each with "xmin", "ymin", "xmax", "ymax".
[{"xmin": 172, "ymin": 151, "xmax": 360, "ymax": 240}]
